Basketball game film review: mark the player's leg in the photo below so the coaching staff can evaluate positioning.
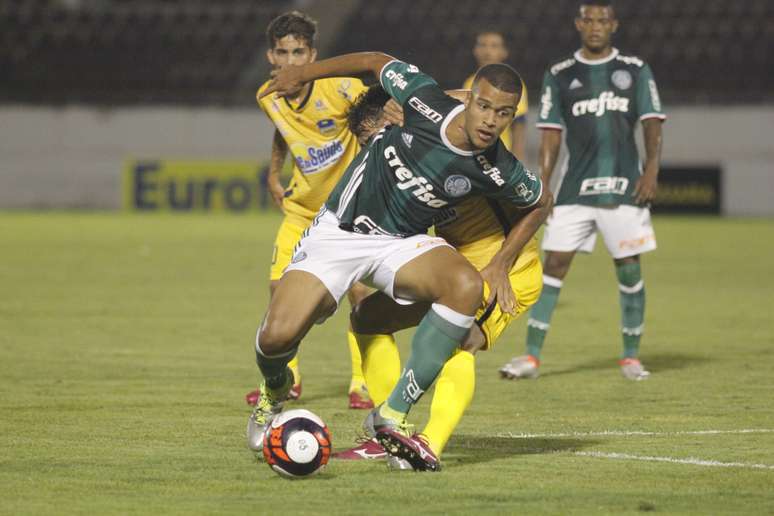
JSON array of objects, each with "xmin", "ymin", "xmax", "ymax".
[
  {"xmin": 502, "ymin": 205, "xmax": 595, "ymax": 379},
  {"xmin": 345, "ymin": 283, "xmax": 400, "ymax": 409},
  {"xmin": 420, "ymin": 326, "xmax": 483, "ymax": 459},
  {"xmin": 351, "ymin": 291, "xmax": 428, "ymax": 406},
  {"xmin": 597, "ymin": 205, "xmax": 656, "ymax": 380},
  {"xmin": 373, "ymin": 246, "xmax": 482, "ymax": 471},
  {"xmin": 424, "ymin": 256, "xmax": 542, "ymax": 460},
  {"xmin": 334, "ymin": 292, "xmax": 428, "ymax": 461},
  {"xmin": 247, "ymin": 270, "xmax": 338, "ymax": 451},
  {"xmin": 246, "ymin": 218, "xmax": 305, "ymax": 405}
]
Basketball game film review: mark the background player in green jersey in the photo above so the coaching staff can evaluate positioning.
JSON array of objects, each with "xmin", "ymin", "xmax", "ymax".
[
  {"xmin": 500, "ymin": 0, "xmax": 665, "ymax": 381},
  {"xmin": 248, "ymin": 51, "xmax": 550, "ymax": 470}
]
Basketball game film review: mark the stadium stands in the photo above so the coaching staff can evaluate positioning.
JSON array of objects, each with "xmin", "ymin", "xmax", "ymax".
[{"xmin": 1, "ymin": 0, "xmax": 772, "ymax": 105}]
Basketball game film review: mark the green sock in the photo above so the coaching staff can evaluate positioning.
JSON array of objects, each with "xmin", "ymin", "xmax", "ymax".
[
  {"xmin": 255, "ymin": 339, "xmax": 298, "ymax": 391},
  {"xmin": 386, "ymin": 304, "xmax": 473, "ymax": 415},
  {"xmin": 616, "ymin": 262, "xmax": 645, "ymax": 359},
  {"xmin": 525, "ymin": 276, "xmax": 562, "ymax": 359}
]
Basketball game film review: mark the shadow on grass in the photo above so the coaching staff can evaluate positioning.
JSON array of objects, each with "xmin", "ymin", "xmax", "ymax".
[
  {"xmin": 444, "ymin": 435, "xmax": 599, "ymax": 466},
  {"xmin": 540, "ymin": 352, "xmax": 710, "ymax": 378}
]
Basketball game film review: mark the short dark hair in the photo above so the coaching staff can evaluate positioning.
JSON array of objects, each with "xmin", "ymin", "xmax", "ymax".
[
  {"xmin": 475, "ymin": 29, "xmax": 506, "ymax": 42},
  {"xmin": 472, "ymin": 63, "xmax": 523, "ymax": 96},
  {"xmin": 266, "ymin": 11, "xmax": 317, "ymax": 49},
  {"xmin": 580, "ymin": 0, "xmax": 613, "ymax": 7},
  {"xmin": 579, "ymin": 0, "xmax": 615, "ymax": 15},
  {"xmin": 347, "ymin": 86, "xmax": 391, "ymax": 139}
]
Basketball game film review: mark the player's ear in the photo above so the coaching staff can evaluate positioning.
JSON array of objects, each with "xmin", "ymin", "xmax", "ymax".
[
  {"xmin": 611, "ymin": 18, "xmax": 619, "ymax": 34},
  {"xmin": 309, "ymin": 48, "xmax": 318, "ymax": 63},
  {"xmin": 266, "ymin": 49, "xmax": 276, "ymax": 66}
]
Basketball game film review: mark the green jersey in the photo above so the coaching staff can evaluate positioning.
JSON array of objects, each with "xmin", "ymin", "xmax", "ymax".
[
  {"xmin": 326, "ymin": 60, "xmax": 542, "ymax": 237},
  {"xmin": 537, "ymin": 48, "xmax": 666, "ymax": 206}
]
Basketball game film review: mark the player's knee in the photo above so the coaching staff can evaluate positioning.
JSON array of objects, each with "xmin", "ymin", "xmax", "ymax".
[
  {"xmin": 258, "ymin": 318, "xmax": 299, "ymax": 356},
  {"xmin": 447, "ymin": 267, "xmax": 483, "ymax": 313}
]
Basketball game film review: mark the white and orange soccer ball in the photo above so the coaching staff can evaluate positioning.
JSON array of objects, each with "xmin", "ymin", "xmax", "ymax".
[{"xmin": 262, "ymin": 409, "xmax": 332, "ymax": 478}]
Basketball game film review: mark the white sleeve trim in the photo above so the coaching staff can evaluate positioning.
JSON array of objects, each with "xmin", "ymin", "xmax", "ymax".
[
  {"xmin": 378, "ymin": 59, "xmax": 400, "ymax": 90},
  {"xmin": 640, "ymin": 113, "xmax": 667, "ymax": 122},
  {"xmin": 536, "ymin": 122, "xmax": 564, "ymax": 131}
]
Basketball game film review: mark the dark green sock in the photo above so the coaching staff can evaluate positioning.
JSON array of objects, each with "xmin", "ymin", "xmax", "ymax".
[
  {"xmin": 525, "ymin": 278, "xmax": 562, "ymax": 359},
  {"xmin": 256, "ymin": 344, "xmax": 298, "ymax": 390},
  {"xmin": 387, "ymin": 307, "xmax": 471, "ymax": 414},
  {"xmin": 616, "ymin": 262, "xmax": 645, "ymax": 359}
]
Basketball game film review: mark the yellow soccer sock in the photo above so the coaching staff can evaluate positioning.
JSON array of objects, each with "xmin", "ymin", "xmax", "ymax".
[
  {"xmin": 355, "ymin": 332, "xmax": 401, "ymax": 406},
  {"xmin": 347, "ymin": 330, "xmax": 367, "ymax": 392},
  {"xmin": 422, "ymin": 350, "xmax": 475, "ymax": 457},
  {"xmin": 288, "ymin": 356, "xmax": 301, "ymax": 384}
]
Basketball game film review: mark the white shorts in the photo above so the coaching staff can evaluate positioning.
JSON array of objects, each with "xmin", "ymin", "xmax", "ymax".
[
  {"xmin": 284, "ymin": 209, "xmax": 452, "ymax": 307},
  {"xmin": 541, "ymin": 204, "xmax": 657, "ymax": 259}
]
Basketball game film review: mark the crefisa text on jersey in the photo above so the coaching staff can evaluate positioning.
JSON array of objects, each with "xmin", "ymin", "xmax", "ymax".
[
  {"xmin": 476, "ymin": 155, "xmax": 505, "ymax": 186},
  {"xmin": 384, "ymin": 145, "xmax": 448, "ymax": 208}
]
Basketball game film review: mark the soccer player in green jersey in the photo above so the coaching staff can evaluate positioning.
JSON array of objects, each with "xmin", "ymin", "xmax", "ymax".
[
  {"xmin": 247, "ymin": 51, "xmax": 552, "ymax": 470},
  {"xmin": 499, "ymin": 0, "xmax": 665, "ymax": 381}
]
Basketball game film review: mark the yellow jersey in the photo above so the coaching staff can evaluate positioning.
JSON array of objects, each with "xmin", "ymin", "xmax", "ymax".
[
  {"xmin": 462, "ymin": 74, "xmax": 528, "ymax": 153},
  {"xmin": 435, "ymin": 197, "xmax": 539, "ymax": 271},
  {"xmin": 257, "ymin": 77, "xmax": 368, "ymax": 226}
]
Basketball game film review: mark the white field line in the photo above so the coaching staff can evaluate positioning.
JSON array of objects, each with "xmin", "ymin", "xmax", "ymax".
[
  {"xmin": 575, "ymin": 451, "xmax": 774, "ymax": 471},
  {"xmin": 496, "ymin": 428, "xmax": 774, "ymax": 439}
]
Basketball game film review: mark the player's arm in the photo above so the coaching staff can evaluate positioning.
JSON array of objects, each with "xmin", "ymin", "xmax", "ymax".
[
  {"xmin": 267, "ymin": 129, "xmax": 288, "ymax": 210},
  {"xmin": 381, "ymin": 88, "xmax": 469, "ymax": 127},
  {"xmin": 634, "ymin": 64, "xmax": 666, "ymax": 205},
  {"xmin": 260, "ymin": 52, "xmax": 395, "ymax": 99},
  {"xmin": 634, "ymin": 119, "xmax": 663, "ymax": 205},
  {"xmin": 509, "ymin": 82, "xmax": 528, "ymax": 161},
  {"xmin": 481, "ymin": 188, "xmax": 553, "ymax": 315},
  {"xmin": 538, "ymin": 128, "xmax": 562, "ymax": 185},
  {"xmin": 510, "ymin": 118, "xmax": 527, "ymax": 161}
]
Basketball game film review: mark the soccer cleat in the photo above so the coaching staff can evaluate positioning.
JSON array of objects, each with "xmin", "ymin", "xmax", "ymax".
[
  {"xmin": 245, "ymin": 379, "xmax": 301, "ymax": 406},
  {"xmin": 362, "ymin": 405, "xmax": 413, "ymax": 439},
  {"xmin": 619, "ymin": 358, "xmax": 651, "ymax": 381},
  {"xmin": 376, "ymin": 431, "xmax": 440, "ymax": 472},
  {"xmin": 245, "ymin": 377, "xmax": 292, "ymax": 452},
  {"xmin": 348, "ymin": 387, "xmax": 375, "ymax": 410},
  {"xmin": 332, "ymin": 438, "xmax": 387, "ymax": 460},
  {"xmin": 499, "ymin": 355, "xmax": 540, "ymax": 380}
]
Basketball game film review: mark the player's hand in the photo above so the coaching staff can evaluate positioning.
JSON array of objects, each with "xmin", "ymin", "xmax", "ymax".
[
  {"xmin": 480, "ymin": 262, "xmax": 517, "ymax": 316},
  {"xmin": 634, "ymin": 168, "xmax": 658, "ymax": 205},
  {"xmin": 260, "ymin": 66, "xmax": 307, "ymax": 99},
  {"xmin": 267, "ymin": 176, "xmax": 285, "ymax": 212},
  {"xmin": 383, "ymin": 99, "xmax": 404, "ymax": 127}
]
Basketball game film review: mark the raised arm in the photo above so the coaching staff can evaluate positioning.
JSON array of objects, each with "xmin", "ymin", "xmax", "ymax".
[{"xmin": 260, "ymin": 52, "xmax": 395, "ymax": 99}]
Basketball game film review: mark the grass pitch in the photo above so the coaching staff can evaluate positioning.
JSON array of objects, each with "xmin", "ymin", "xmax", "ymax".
[{"xmin": 1, "ymin": 212, "xmax": 773, "ymax": 515}]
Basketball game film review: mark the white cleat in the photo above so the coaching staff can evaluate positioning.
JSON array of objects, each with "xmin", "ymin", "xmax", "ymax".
[
  {"xmin": 499, "ymin": 355, "xmax": 540, "ymax": 380},
  {"xmin": 246, "ymin": 379, "xmax": 289, "ymax": 452},
  {"xmin": 619, "ymin": 358, "xmax": 651, "ymax": 381}
]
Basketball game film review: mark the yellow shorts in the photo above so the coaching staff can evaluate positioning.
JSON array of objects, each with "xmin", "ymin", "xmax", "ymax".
[
  {"xmin": 270, "ymin": 217, "xmax": 310, "ymax": 281},
  {"xmin": 458, "ymin": 236, "xmax": 543, "ymax": 350}
]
